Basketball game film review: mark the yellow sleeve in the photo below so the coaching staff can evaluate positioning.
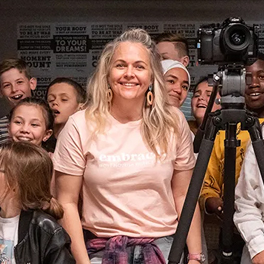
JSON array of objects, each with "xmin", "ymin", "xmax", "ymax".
[{"xmin": 199, "ymin": 132, "xmax": 225, "ymax": 211}]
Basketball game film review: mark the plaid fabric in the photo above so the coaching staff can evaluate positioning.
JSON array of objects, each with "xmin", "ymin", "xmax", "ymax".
[
  {"xmin": 0, "ymin": 115, "xmax": 10, "ymax": 146},
  {"xmin": 86, "ymin": 236, "xmax": 166, "ymax": 264}
]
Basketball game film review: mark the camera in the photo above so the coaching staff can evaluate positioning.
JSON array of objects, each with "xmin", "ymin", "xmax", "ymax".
[{"xmin": 197, "ymin": 17, "xmax": 258, "ymax": 65}]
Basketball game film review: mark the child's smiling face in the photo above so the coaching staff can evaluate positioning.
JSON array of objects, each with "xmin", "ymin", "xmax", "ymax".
[
  {"xmin": 0, "ymin": 68, "xmax": 36, "ymax": 107},
  {"xmin": 9, "ymin": 104, "xmax": 52, "ymax": 146}
]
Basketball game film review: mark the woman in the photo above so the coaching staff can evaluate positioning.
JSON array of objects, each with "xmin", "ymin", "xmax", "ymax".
[
  {"xmin": 161, "ymin": 59, "xmax": 191, "ymax": 108},
  {"xmin": 188, "ymin": 77, "xmax": 221, "ymax": 135},
  {"xmin": 53, "ymin": 28, "xmax": 202, "ymax": 264}
]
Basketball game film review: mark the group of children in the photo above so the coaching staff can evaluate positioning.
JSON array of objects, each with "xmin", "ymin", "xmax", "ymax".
[
  {"xmin": 0, "ymin": 58, "xmax": 87, "ymax": 263},
  {"xmin": 1, "ymin": 35, "xmax": 264, "ymax": 263}
]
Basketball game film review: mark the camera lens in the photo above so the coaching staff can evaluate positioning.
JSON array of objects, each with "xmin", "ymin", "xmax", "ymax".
[
  {"xmin": 229, "ymin": 30, "xmax": 246, "ymax": 46},
  {"xmin": 222, "ymin": 23, "xmax": 251, "ymax": 52}
]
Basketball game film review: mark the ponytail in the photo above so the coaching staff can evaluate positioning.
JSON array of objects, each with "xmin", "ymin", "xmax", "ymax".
[{"xmin": 42, "ymin": 197, "xmax": 64, "ymax": 220}]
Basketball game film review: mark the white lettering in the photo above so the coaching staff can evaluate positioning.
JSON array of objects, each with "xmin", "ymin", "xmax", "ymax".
[
  {"xmin": 99, "ymin": 154, "xmax": 107, "ymax": 161},
  {"xmin": 99, "ymin": 152, "xmax": 155, "ymax": 163}
]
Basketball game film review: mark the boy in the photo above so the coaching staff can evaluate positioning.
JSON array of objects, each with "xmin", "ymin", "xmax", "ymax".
[
  {"xmin": 0, "ymin": 58, "xmax": 37, "ymax": 145},
  {"xmin": 154, "ymin": 32, "xmax": 193, "ymax": 120},
  {"xmin": 43, "ymin": 77, "xmax": 86, "ymax": 152}
]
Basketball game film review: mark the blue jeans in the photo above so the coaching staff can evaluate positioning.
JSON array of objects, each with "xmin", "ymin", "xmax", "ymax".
[
  {"xmin": 239, "ymin": 245, "xmax": 251, "ymax": 264},
  {"xmin": 89, "ymin": 236, "xmax": 184, "ymax": 264}
]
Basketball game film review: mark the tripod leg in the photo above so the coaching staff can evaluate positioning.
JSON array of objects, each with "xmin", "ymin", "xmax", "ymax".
[
  {"xmin": 221, "ymin": 123, "xmax": 238, "ymax": 264},
  {"xmin": 168, "ymin": 116, "xmax": 219, "ymax": 264}
]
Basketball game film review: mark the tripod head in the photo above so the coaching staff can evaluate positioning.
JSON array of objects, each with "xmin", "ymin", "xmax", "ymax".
[
  {"xmin": 194, "ymin": 17, "xmax": 259, "ymax": 153},
  {"xmin": 219, "ymin": 64, "xmax": 246, "ymax": 106},
  {"xmin": 193, "ymin": 63, "xmax": 251, "ymax": 153}
]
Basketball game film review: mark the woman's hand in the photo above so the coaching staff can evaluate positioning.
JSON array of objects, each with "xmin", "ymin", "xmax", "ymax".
[{"xmin": 188, "ymin": 259, "xmax": 204, "ymax": 264}]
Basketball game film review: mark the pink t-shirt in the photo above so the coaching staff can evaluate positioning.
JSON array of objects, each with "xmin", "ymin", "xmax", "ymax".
[{"xmin": 53, "ymin": 108, "xmax": 195, "ymax": 237}]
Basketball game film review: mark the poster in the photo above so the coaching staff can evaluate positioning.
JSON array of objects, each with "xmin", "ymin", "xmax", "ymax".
[{"xmin": 17, "ymin": 21, "xmax": 263, "ymax": 97}]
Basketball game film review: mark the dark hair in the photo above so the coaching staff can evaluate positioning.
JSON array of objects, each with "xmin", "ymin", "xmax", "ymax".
[
  {"xmin": 154, "ymin": 32, "xmax": 189, "ymax": 57},
  {"xmin": 0, "ymin": 141, "xmax": 63, "ymax": 219},
  {"xmin": 9, "ymin": 97, "xmax": 54, "ymax": 130},
  {"xmin": 46, "ymin": 77, "xmax": 86, "ymax": 104},
  {"xmin": 0, "ymin": 58, "xmax": 31, "ymax": 79},
  {"xmin": 193, "ymin": 77, "xmax": 209, "ymax": 94}
]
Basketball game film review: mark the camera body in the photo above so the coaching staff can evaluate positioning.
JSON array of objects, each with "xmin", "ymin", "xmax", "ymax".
[{"xmin": 197, "ymin": 17, "xmax": 258, "ymax": 65}]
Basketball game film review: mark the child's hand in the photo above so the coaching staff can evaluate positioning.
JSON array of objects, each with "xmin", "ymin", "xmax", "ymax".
[
  {"xmin": 205, "ymin": 197, "xmax": 223, "ymax": 219},
  {"xmin": 252, "ymin": 250, "xmax": 264, "ymax": 264}
]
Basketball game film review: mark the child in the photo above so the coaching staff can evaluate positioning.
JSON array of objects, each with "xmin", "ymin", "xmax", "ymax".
[
  {"xmin": 46, "ymin": 77, "xmax": 86, "ymax": 144},
  {"xmin": 8, "ymin": 97, "xmax": 53, "ymax": 148},
  {"xmin": 161, "ymin": 59, "xmax": 191, "ymax": 108},
  {"xmin": 188, "ymin": 77, "xmax": 221, "ymax": 135},
  {"xmin": 8, "ymin": 97, "xmax": 59, "ymax": 195},
  {"xmin": 0, "ymin": 58, "xmax": 37, "ymax": 145},
  {"xmin": 45, "ymin": 78, "xmax": 86, "ymax": 204},
  {"xmin": 0, "ymin": 141, "xmax": 75, "ymax": 263}
]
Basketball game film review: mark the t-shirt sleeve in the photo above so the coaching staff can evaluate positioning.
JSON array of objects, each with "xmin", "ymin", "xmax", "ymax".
[
  {"xmin": 174, "ymin": 109, "xmax": 196, "ymax": 171},
  {"xmin": 53, "ymin": 115, "xmax": 86, "ymax": 176}
]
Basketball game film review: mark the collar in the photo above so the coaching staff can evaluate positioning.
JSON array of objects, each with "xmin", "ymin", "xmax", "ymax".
[{"xmin": 18, "ymin": 210, "xmax": 34, "ymax": 244}]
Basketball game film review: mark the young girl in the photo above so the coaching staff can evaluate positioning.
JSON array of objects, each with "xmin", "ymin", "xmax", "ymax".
[
  {"xmin": 0, "ymin": 141, "xmax": 75, "ymax": 263},
  {"xmin": 8, "ymin": 97, "xmax": 58, "ymax": 195},
  {"xmin": 8, "ymin": 97, "xmax": 54, "ymax": 149}
]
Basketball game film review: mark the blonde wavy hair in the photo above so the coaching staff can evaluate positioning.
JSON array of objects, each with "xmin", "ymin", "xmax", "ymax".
[{"xmin": 86, "ymin": 28, "xmax": 179, "ymax": 157}]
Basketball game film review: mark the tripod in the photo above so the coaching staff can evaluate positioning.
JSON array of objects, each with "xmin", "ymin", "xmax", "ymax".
[{"xmin": 168, "ymin": 64, "xmax": 264, "ymax": 264}]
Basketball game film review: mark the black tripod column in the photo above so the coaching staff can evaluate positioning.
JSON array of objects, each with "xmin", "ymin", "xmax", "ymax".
[{"xmin": 221, "ymin": 123, "xmax": 239, "ymax": 264}]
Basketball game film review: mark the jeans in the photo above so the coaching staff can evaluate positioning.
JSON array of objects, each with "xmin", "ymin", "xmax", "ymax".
[
  {"xmin": 89, "ymin": 236, "xmax": 184, "ymax": 264},
  {"xmin": 240, "ymin": 245, "xmax": 252, "ymax": 264}
]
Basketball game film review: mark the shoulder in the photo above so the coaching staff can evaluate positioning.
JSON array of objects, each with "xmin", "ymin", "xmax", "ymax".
[
  {"xmin": 0, "ymin": 115, "xmax": 9, "ymax": 126},
  {"xmin": 169, "ymin": 106, "xmax": 190, "ymax": 131},
  {"xmin": 59, "ymin": 109, "xmax": 87, "ymax": 137},
  {"xmin": 168, "ymin": 106, "xmax": 187, "ymax": 126},
  {"xmin": 68, "ymin": 109, "xmax": 86, "ymax": 125},
  {"xmin": 188, "ymin": 120, "xmax": 198, "ymax": 134},
  {"xmin": 0, "ymin": 115, "xmax": 9, "ymax": 121},
  {"xmin": 169, "ymin": 106, "xmax": 184, "ymax": 118},
  {"xmin": 31, "ymin": 210, "xmax": 64, "ymax": 235},
  {"xmin": 0, "ymin": 115, "xmax": 10, "ymax": 144}
]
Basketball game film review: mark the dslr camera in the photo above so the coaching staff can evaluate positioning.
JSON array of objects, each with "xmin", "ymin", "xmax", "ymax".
[{"xmin": 197, "ymin": 17, "xmax": 258, "ymax": 65}]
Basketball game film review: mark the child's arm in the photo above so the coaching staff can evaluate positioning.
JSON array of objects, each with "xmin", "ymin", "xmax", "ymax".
[
  {"xmin": 199, "ymin": 141, "xmax": 224, "ymax": 215},
  {"xmin": 234, "ymin": 143, "xmax": 264, "ymax": 262}
]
